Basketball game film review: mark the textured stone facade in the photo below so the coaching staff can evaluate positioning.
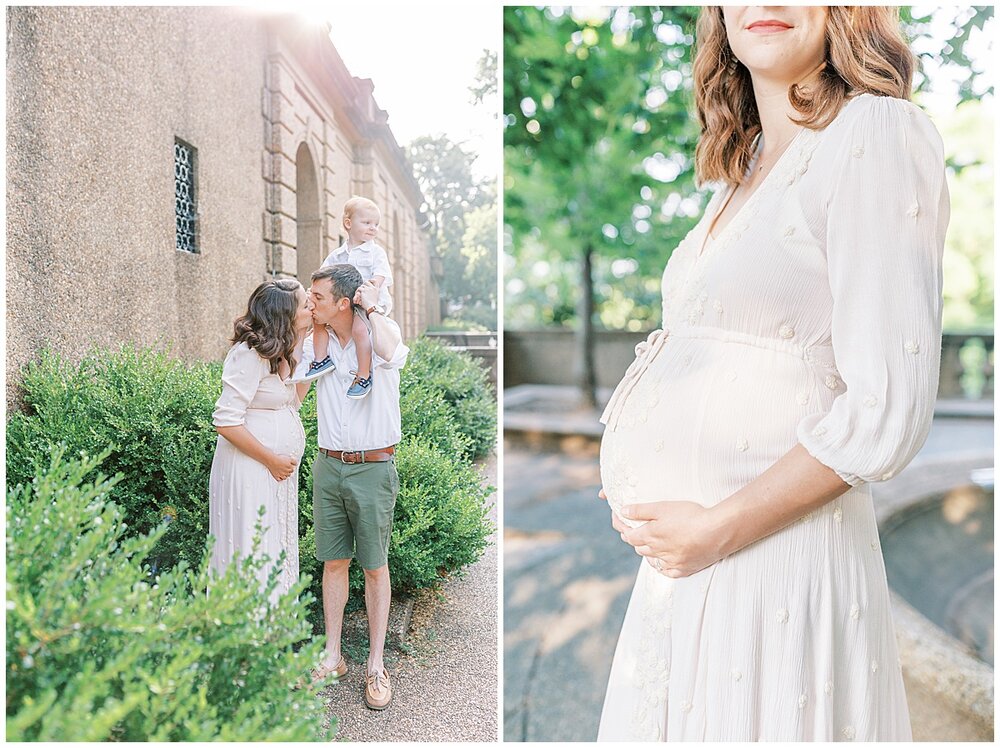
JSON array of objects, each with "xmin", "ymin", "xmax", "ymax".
[{"xmin": 7, "ymin": 6, "xmax": 436, "ymax": 406}]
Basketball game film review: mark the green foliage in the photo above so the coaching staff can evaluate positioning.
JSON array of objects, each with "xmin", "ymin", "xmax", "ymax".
[
  {"xmin": 938, "ymin": 98, "xmax": 994, "ymax": 331},
  {"xmin": 902, "ymin": 6, "xmax": 993, "ymax": 102},
  {"xmin": 6, "ymin": 449, "xmax": 331, "ymax": 742},
  {"xmin": 6, "ymin": 347, "xmax": 222, "ymax": 573},
  {"xmin": 406, "ymin": 134, "xmax": 497, "ymax": 327},
  {"xmin": 470, "ymin": 48, "xmax": 498, "ymax": 106},
  {"xmin": 401, "ymin": 383, "xmax": 473, "ymax": 458},
  {"xmin": 450, "ymin": 201, "xmax": 498, "ymax": 328},
  {"xmin": 7, "ymin": 340, "xmax": 496, "ymax": 640},
  {"xmin": 504, "ymin": 6, "xmax": 703, "ymax": 332},
  {"xmin": 386, "ymin": 440, "xmax": 494, "ymax": 592},
  {"xmin": 400, "ymin": 337, "xmax": 497, "ymax": 459},
  {"xmin": 408, "ymin": 134, "xmax": 490, "ymax": 261}
]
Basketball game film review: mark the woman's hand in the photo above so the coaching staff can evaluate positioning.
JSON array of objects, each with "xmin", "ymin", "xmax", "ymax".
[
  {"xmin": 267, "ymin": 453, "xmax": 298, "ymax": 482},
  {"xmin": 605, "ymin": 494, "xmax": 727, "ymax": 578}
]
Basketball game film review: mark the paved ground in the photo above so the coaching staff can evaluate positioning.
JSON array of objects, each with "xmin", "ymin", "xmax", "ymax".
[
  {"xmin": 319, "ymin": 454, "xmax": 498, "ymax": 742},
  {"xmin": 503, "ymin": 444, "xmax": 635, "ymax": 742},
  {"xmin": 503, "ymin": 416, "xmax": 993, "ymax": 742}
]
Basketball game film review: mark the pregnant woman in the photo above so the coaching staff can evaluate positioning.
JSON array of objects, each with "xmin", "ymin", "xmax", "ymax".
[
  {"xmin": 598, "ymin": 6, "xmax": 948, "ymax": 741},
  {"xmin": 209, "ymin": 278, "xmax": 313, "ymax": 604}
]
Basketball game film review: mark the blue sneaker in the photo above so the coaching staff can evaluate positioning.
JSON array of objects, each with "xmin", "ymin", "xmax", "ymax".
[
  {"xmin": 296, "ymin": 356, "xmax": 335, "ymax": 383},
  {"xmin": 346, "ymin": 372, "xmax": 373, "ymax": 400}
]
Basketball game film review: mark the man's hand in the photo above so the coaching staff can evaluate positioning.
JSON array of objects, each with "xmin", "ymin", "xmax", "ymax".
[
  {"xmin": 610, "ymin": 499, "xmax": 725, "ymax": 578},
  {"xmin": 354, "ymin": 280, "xmax": 380, "ymax": 310}
]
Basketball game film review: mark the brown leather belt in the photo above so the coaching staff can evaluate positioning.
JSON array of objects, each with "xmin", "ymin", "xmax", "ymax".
[{"xmin": 319, "ymin": 445, "xmax": 395, "ymax": 464}]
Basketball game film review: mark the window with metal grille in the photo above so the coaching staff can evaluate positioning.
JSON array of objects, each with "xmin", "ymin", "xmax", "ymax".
[{"xmin": 174, "ymin": 139, "xmax": 198, "ymax": 253}]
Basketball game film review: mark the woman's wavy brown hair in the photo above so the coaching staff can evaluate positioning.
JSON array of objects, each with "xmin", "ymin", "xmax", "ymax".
[
  {"xmin": 231, "ymin": 279, "xmax": 303, "ymax": 375},
  {"xmin": 693, "ymin": 6, "xmax": 916, "ymax": 186}
]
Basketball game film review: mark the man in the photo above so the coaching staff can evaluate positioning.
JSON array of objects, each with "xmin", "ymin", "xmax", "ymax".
[{"xmin": 303, "ymin": 263, "xmax": 407, "ymax": 710}]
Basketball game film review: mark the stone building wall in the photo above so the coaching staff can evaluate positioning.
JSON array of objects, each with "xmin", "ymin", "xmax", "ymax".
[
  {"xmin": 6, "ymin": 7, "xmax": 437, "ymax": 406},
  {"xmin": 261, "ymin": 16, "xmax": 435, "ymax": 341}
]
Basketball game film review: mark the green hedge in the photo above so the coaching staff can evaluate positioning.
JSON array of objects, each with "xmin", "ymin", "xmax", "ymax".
[
  {"xmin": 6, "ymin": 449, "xmax": 332, "ymax": 741},
  {"xmin": 399, "ymin": 337, "xmax": 496, "ymax": 459},
  {"xmin": 7, "ymin": 341, "xmax": 495, "ymax": 634},
  {"xmin": 6, "ymin": 348, "xmax": 220, "ymax": 574}
]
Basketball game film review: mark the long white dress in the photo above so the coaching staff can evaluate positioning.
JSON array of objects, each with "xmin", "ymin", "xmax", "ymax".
[
  {"xmin": 209, "ymin": 342, "xmax": 305, "ymax": 604},
  {"xmin": 597, "ymin": 94, "xmax": 949, "ymax": 741}
]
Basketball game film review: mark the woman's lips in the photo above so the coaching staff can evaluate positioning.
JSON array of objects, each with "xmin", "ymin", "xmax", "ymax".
[{"xmin": 747, "ymin": 20, "xmax": 792, "ymax": 34}]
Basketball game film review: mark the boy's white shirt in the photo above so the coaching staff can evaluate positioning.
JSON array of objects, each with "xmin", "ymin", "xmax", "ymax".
[{"xmin": 321, "ymin": 240, "xmax": 393, "ymax": 313}]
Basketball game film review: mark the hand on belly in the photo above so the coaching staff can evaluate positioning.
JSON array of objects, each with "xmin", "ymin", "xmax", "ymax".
[{"xmin": 600, "ymin": 488, "xmax": 725, "ymax": 578}]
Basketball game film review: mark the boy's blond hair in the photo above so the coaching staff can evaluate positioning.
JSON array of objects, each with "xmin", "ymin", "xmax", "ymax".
[{"xmin": 342, "ymin": 196, "xmax": 381, "ymax": 231}]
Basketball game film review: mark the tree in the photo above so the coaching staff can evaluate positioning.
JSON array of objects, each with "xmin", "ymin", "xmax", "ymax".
[
  {"xmin": 407, "ymin": 135, "xmax": 493, "ymax": 324},
  {"xmin": 406, "ymin": 48, "xmax": 499, "ymax": 330},
  {"xmin": 408, "ymin": 135, "xmax": 486, "ymax": 257},
  {"xmin": 504, "ymin": 6, "xmax": 702, "ymax": 405},
  {"xmin": 471, "ymin": 49, "xmax": 498, "ymax": 107},
  {"xmin": 447, "ymin": 199, "xmax": 497, "ymax": 328},
  {"xmin": 902, "ymin": 5, "xmax": 993, "ymax": 103}
]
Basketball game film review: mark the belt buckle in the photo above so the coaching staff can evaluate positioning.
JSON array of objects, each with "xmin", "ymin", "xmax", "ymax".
[{"xmin": 340, "ymin": 450, "xmax": 362, "ymax": 464}]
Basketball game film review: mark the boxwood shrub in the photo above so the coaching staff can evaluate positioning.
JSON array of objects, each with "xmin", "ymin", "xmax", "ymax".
[
  {"xmin": 7, "ymin": 341, "xmax": 495, "ymax": 636},
  {"xmin": 399, "ymin": 337, "xmax": 496, "ymax": 459},
  {"xmin": 6, "ymin": 347, "xmax": 220, "ymax": 574},
  {"xmin": 6, "ymin": 449, "xmax": 332, "ymax": 741}
]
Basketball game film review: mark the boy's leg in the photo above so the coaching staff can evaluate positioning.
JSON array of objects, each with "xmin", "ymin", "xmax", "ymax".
[
  {"xmin": 313, "ymin": 324, "xmax": 329, "ymax": 361},
  {"xmin": 352, "ymin": 311, "xmax": 372, "ymax": 379},
  {"xmin": 295, "ymin": 325, "xmax": 335, "ymax": 382}
]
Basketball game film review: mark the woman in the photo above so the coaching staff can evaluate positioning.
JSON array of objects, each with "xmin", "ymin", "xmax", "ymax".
[
  {"xmin": 209, "ymin": 278, "xmax": 314, "ymax": 604},
  {"xmin": 598, "ymin": 6, "xmax": 948, "ymax": 741}
]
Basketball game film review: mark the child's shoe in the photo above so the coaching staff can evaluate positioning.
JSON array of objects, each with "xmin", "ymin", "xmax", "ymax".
[
  {"xmin": 292, "ymin": 356, "xmax": 336, "ymax": 383},
  {"xmin": 346, "ymin": 372, "xmax": 373, "ymax": 400}
]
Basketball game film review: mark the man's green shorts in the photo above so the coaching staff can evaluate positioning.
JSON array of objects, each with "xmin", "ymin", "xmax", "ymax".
[{"xmin": 312, "ymin": 452, "xmax": 399, "ymax": 570}]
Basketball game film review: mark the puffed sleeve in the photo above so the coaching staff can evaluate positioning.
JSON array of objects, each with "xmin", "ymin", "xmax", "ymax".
[
  {"xmin": 796, "ymin": 96, "xmax": 950, "ymax": 485},
  {"xmin": 212, "ymin": 343, "xmax": 266, "ymax": 427},
  {"xmin": 371, "ymin": 244, "xmax": 394, "ymax": 286}
]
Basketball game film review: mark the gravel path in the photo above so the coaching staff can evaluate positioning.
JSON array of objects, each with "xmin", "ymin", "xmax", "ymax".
[{"xmin": 319, "ymin": 454, "xmax": 498, "ymax": 742}]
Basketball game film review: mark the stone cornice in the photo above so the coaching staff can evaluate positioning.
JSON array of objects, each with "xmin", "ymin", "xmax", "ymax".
[{"xmin": 264, "ymin": 13, "xmax": 425, "ymax": 209}]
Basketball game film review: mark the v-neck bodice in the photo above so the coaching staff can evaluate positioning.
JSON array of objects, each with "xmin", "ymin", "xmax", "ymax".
[{"xmin": 696, "ymin": 128, "xmax": 805, "ymax": 258}]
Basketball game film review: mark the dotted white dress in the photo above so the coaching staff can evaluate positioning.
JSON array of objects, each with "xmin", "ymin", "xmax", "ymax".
[
  {"xmin": 597, "ymin": 94, "xmax": 949, "ymax": 741},
  {"xmin": 209, "ymin": 342, "xmax": 305, "ymax": 604}
]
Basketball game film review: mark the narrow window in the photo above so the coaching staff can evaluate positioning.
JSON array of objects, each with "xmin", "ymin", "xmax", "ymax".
[{"xmin": 174, "ymin": 139, "xmax": 198, "ymax": 253}]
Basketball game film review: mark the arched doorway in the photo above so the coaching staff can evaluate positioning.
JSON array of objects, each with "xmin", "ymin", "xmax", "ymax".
[{"xmin": 295, "ymin": 142, "xmax": 322, "ymax": 281}]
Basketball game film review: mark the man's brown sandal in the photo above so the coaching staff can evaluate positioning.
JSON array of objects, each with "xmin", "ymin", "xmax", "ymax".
[
  {"xmin": 364, "ymin": 668, "xmax": 392, "ymax": 710},
  {"xmin": 311, "ymin": 655, "xmax": 348, "ymax": 685}
]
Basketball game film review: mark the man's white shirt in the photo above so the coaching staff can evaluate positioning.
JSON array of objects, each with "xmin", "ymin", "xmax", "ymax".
[{"xmin": 300, "ymin": 317, "xmax": 408, "ymax": 451}]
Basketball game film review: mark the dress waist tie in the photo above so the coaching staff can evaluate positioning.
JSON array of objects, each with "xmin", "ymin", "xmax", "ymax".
[{"xmin": 600, "ymin": 328, "xmax": 670, "ymax": 432}]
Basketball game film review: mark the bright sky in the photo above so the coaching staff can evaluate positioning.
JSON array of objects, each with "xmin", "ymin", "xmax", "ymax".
[{"xmin": 324, "ymin": 3, "xmax": 500, "ymax": 182}]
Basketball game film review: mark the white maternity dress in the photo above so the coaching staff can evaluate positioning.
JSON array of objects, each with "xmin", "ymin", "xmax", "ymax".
[
  {"xmin": 209, "ymin": 342, "xmax": 305, "ymax": 604},
  {"xmin": 597, "ymin": 94, "xmax": 949, "ymax": 741}
]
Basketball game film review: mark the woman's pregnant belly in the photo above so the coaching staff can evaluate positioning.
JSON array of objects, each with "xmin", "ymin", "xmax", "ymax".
[
  {"xmin": 601, "ymin": 333, "xmax": 838, "ymax": 518},
  {"xmin": 243, "ymin": 407, "xmax": 306, "ymax": 459}
]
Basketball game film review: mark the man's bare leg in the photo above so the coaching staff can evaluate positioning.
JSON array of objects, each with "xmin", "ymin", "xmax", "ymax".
[
  {"xmin": 319, "ymin": 558, "xmax": 351, "ymax": 668},
  {"xmin": 363, "ymin": 564, "xmax": 391, "ymax": 674}
]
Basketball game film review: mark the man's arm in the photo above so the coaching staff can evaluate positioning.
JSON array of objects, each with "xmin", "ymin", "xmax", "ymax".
[{"xmin": 356, "ymin": 282, "xmax": 400, "ymax": 361}]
